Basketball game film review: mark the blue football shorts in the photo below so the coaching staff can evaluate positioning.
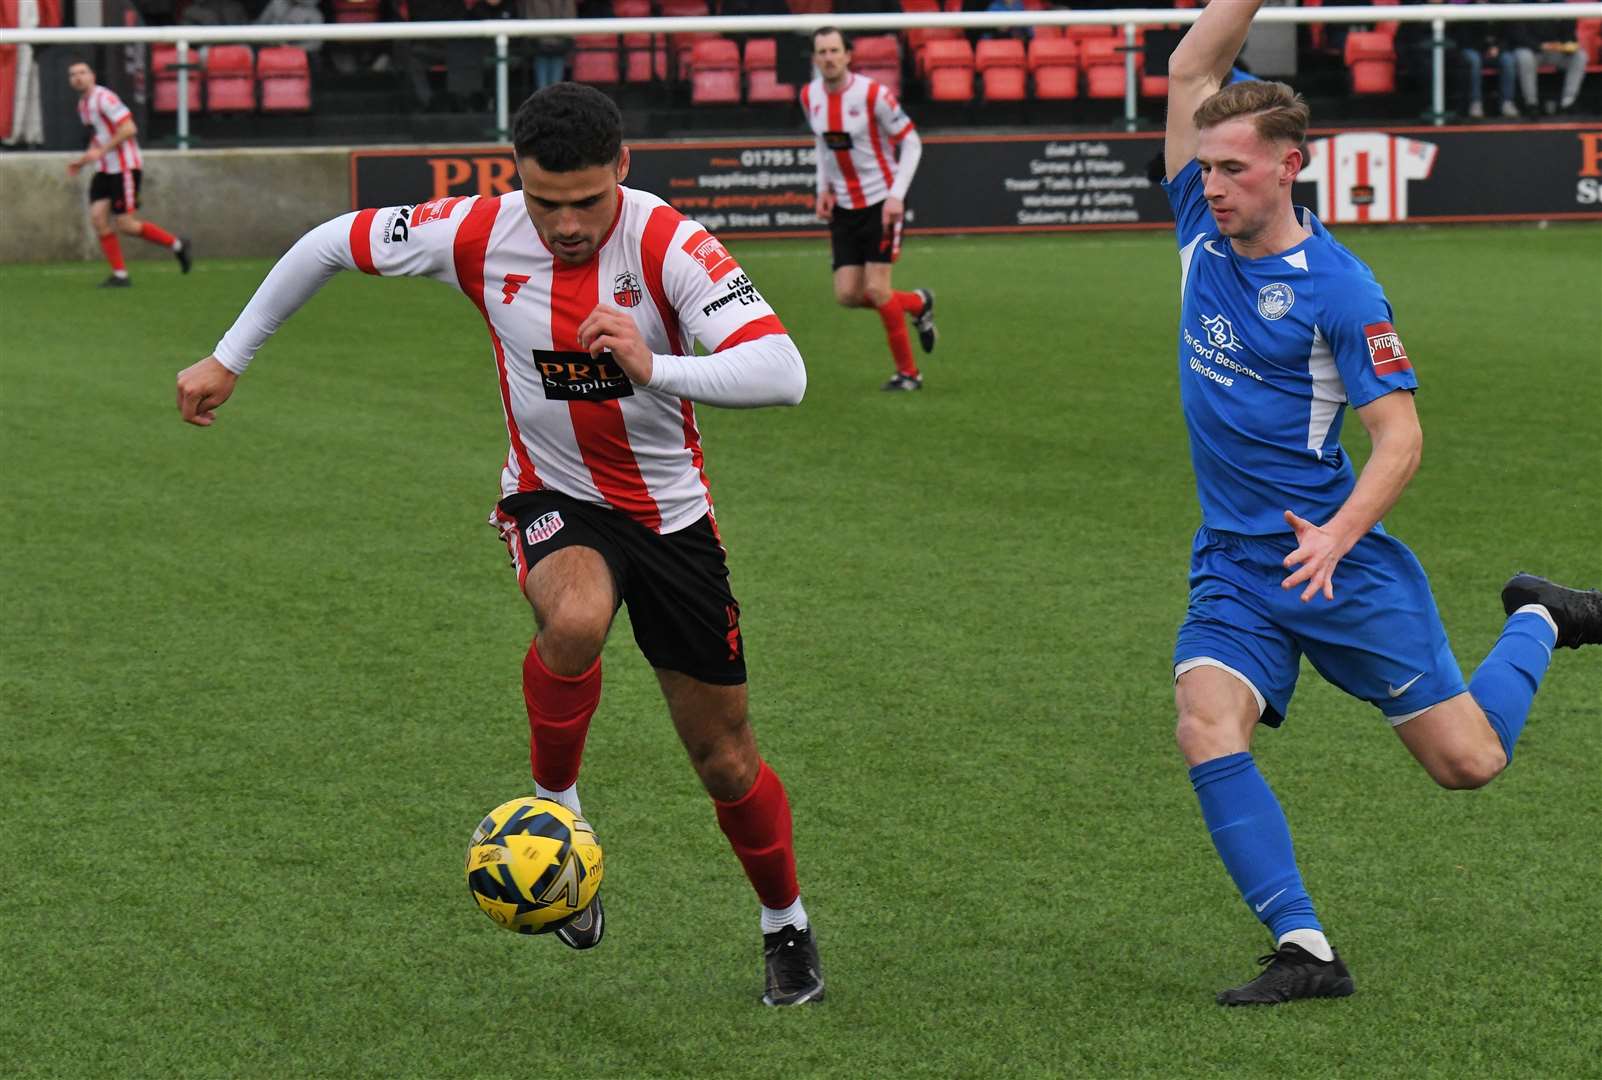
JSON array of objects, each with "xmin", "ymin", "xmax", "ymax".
[{"xmin": 1172, "ymin": 526, "xmax": 1467, "ymax": 726}]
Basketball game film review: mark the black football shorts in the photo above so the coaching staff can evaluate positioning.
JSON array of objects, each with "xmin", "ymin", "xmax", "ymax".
[
  {"xmin": 492, "ymin": 489, "xmax": 746, "ymax": 686},
  {"xmin": 830, "ymin": 201, "xmax": 901, "ymax": 269},
  {"xmin": 88, "ymin": 168, "xmax": 141, "ymax": 214}
]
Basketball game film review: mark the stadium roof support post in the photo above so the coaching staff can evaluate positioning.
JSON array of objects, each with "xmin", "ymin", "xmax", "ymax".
[
  {"xmin": 177, "ymin": 39, "xmax": 190, "ymax": 151},
  {"xmin": 496, "ymin": 34, "xmax": 510, "ymax": 144},
  {"xmin": 1431, "ymin": 16, "xmax": 1446, "ymax": 126},
  {"xmin": 1123, "ymin": 21, "xmax": 1137, "ymax": 134}
]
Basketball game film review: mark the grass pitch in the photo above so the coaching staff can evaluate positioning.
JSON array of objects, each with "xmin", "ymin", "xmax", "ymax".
[{"xmin": 2, "ymin": 224, "xmax": 1599, "ymax": 1079}]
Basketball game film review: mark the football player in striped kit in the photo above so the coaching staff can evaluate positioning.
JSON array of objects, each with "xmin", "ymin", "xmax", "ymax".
[
  {"xmin": 804, "ymin": 27, "xmax": 938, "ymax": 391},
  {"xmin": 174, "ymin": 84, "xmax": 825, "ymax": 1006},
  {"xmin": 1162, "ymin": 0, "xmax": 1602, "ymax": 1007},
  {"xmin": 67, "ymin": 59, "xmax": 192, "ymax": 288}
]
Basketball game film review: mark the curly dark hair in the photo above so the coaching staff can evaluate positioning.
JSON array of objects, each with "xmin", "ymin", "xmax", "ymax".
[{"xmin": 511, "ymin": 83, "xmax": 623, "ymax": 172}]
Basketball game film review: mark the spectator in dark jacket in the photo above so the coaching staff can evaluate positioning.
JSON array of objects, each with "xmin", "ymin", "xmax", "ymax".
[{"xmin": 1398, "ymin": 0, "xmax": 1490, "ymax": 118}]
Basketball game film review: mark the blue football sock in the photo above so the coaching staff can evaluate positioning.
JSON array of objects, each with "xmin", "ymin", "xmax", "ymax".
[
  {"xmin": 1469, "ymin": 611, "xmax": 1557, "ymax": 764},
  {"xmin": 1189, "ymin": 752, "xmax": 1321, "ymax": 939}
]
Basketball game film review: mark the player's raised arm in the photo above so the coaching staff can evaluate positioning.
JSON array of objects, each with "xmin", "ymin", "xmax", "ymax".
[
  {"xmin": 175, "ymin": 199, "xmax": 467, "ymax": 426},
  {"xmin": 1165, "ymin": 0, "xmax": 1266, "ymax": 181}
]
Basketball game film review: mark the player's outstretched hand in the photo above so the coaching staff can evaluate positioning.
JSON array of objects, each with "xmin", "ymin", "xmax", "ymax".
[
  {"xmin": 176, "ymin": 356, "xmax": 238, "ymax": 427},
  {"xmin": 1281, "ymin": 509, "xmax": 1348, "ymax": 603},
  {"xmin": 577, "ymin": 304, "xmax": 653, "ymax": 385}
]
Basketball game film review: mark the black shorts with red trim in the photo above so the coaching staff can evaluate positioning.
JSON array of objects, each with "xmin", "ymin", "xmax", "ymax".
[
  {"xmin": 88, "ymin": 168, "xmax": 141, "ymax": 214},
  {"xmin": 493, "ymin": 489, "xmax": 747, "ymax": 686},
  {"xmin": 830, "ymin": 201, "xmax": 901, "ymax": 270}
]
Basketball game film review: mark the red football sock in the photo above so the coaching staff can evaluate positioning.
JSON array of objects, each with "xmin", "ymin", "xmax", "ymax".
[
  {"xmin": 522, "ymin": 641, "xmax": 601, "ymax": 791},
  {"xmin": 98, "ymin": 233, "xmax": 126, "ymax": 273},
  {"xmin": 139, "ymin": 222, "xmax": 177, "ymax": 248},
  {"xmin": 713, "ymin": 760, "xmax": 799, "ymax": 909},
  {"xmin": 877, "ymin": 302, "xmax": 919, "ymax": 377},
  {"xmin": 892, "ymin": 289, "xmax": 925, "ymax": 317}
]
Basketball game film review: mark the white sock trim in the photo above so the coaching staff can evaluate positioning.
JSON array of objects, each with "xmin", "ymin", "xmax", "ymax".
[
  {"xmin": 535, "ymin": 782, "xmax": 581, "ymax": 817},
  {"xmin": 1277, "ymin": 928, "xmax": 1334, "ymax": 962},
  {"xmin": 1174, "ymin": 657, "xmax": 1267, "ymax": 717},
  {"xmin": 1513, "ymin": 603, "xmax": 1559, "ymax": 641},
  {"xmin": 761, "ymin": 896, "xmax": 807, "ymax": 934}
]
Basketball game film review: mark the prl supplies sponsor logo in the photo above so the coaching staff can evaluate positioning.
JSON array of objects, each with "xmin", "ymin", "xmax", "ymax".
[
  {"xmin": 524, "ymin": 511, "xmax": 564, "ymax": 546},
  {"xmin": 1576, "ymin": 131, "xmax": 1602, "ymax": 206},
  {"xmin": 1365, "ymin": 322, "xmax": 1411, "ymax": 374},
  {"xmin": 532, "ymin": 349, "xmax": 635, "ymax": 401}
]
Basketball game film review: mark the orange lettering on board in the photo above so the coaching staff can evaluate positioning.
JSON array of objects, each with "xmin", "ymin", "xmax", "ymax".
[
  {"xmin": 1578, "ymin": 133, "xmax": 1602, "ymax": 178},
  {"xmin": 476, "ymin": 157, "xmax": 519, "ymax": 196},
  {"xmin": 428, "ymin": 158, "xmax": 473, "ymax": 197}
]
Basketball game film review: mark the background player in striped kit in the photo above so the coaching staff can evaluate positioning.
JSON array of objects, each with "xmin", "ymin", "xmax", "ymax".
[
  {"xmin": 804, "ymin": 28, "xmax": 937, "ymax": 391},
  {"xmin": 172, "ymin": 83, "xmax": 824, "ymax": 1006},
  {"xmin": 66, "ymin": 59, "xmax": 192, "ymax": 288},
  {"xmin": 1162, "ymin": 0, "xmax": 1602, "ymax": 1006}
]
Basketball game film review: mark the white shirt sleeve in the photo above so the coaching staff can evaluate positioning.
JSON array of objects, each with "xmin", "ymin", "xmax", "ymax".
[
  {"xmin": 212, "ymin": 199, "xmax": 470, "ymax": 374},
  {"xmin": 889, "ymin": 128, "xmax": 922, "ymax": 201},
  {"xmin": 643, "ymin": 221, "xmax": 806, "ymax": 408},
  {"xmin": 876, "ymin": 88, "xmax": 920, "ymax": 200}
]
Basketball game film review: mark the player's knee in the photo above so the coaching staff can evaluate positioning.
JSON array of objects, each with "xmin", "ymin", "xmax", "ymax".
[
  {"xmin": 1428, "ymin": 744, "xmax": 1507, "ymax": 790},
  {"xmin": 834, "ymin": 288, "xmax": 864, "ymax": 308},
  {"xmin": 689, "ymin": 733, "xmax": 758, "ymax": 800},
  {"xmin": 534, "ymin": 603, "xmax": 609, "ymax": 674},
  {"xmin": 117, "ymin": 217, "xmax": 141, "ymax": 235},
  {"xmin": 863, "ymin": 286, "xmax": 893, "ymax": 309},
  {"xmin": 1174, "ymin": 709, "xmax": 1242, "ymax": 764}
]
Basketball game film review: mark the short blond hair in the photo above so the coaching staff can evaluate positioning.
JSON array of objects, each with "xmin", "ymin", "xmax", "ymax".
[{"xmin": 1193, "ymin": 80, "xmax": 1309, "ymax": 151}]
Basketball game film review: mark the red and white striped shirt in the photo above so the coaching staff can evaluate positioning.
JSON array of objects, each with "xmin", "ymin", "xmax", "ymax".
[
  {"xmin": 77, "ymin": 85, "xmax": 142, "ymax": 174},
  {"xmin": 214, "ymin": 187, "xmax": 804, "ymax": 535},
  {"xmin": 801, "ymin": 73, "xmax": 920, "ymax": 210}
]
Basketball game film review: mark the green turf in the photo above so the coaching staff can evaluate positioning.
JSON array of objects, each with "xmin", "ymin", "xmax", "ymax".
[{"xmin": 2, "ymin": 224, "xmax": 1599, "ymax": 1079}]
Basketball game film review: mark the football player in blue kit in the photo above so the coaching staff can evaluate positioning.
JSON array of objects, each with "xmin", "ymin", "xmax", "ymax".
[{"xmin": 1162, "ymin": 0, "xmax": 1602, "ymax": 1006}]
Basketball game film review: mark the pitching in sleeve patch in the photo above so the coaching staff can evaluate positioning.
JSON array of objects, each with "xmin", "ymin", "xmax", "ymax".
[
  {"xmin": 1365, "ymin": 321, "xmax": 1412, "ymax": 375},
  {"xmin": 682, "ymin": 230, "xmax": 739, "ymax": 283}
]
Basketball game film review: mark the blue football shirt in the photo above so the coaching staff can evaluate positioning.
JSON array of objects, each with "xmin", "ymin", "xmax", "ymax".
[{"xmin": 1162, "ymin": 159, "xmax": 1419, "ymax": 536}]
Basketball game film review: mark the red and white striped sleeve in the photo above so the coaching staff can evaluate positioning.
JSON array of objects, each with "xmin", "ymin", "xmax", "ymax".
[
  {"xmin": 645, "ymin": 220, "xmax": 805, "ymax": 408},
  {"xmin": 97, "ymin": 87, "xmax": 132, "ymax": 126},
  {"xmin": 875, "ymin": 89, "xmax": 922, "ymax": 201},
  {"xmin": 212, "ymin": 199, "xmax": 472, "ymax": 373}
]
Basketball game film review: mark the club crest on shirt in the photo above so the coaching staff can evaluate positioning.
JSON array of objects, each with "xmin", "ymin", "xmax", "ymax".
[
  {"xmin": 612, "ymin": 270, "xmax": 643, "ymax": 308},
  {"xmin": 1257, "ymin": 282, "xmax": 1294, "ymax": 321},
  {"xmin": 525, "ymin": 511, "xmax": 564, "ymax": 546},
  {"xmin": 1200, "ymin": 313, "xmax": 1244, "ymax": 353}
]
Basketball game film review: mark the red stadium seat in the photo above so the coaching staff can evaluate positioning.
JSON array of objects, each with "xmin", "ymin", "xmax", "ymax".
[
  {"xmin": 975, "ymin": 38, "xmax": 1026, "ymax": 102},
  {"xmin": 1344, "ymin": 30, "xmax": 1396, "ymax": 94},
  {"xmin": 922, "ymin": 38, "xmax": 974, "ymax": 102},
  {"xmin": 1065, "ymin": 24, "xmax": 1116, "ymax": 46},
  {"xmin": 1028, "ymin": 36, "xmax": 1079, "ymax": 99},
  {"xmin": 257, "ymin": 45, "xmax": 310, "ymax": 112},
  {"xmin": 152, "ymin": 44, "xmax": 200, "ymax": 114},
  {"xmin": 1577, "ymin": 19, "xmax": 1601, "ymax": 67},
  {"xmin": 623, "ymin": 33, "xmax": 667, "ymax": 83},
  {"xmin": 786, "ymin": 0, "xmax": 834, "ymax": 13},
  {"xmin": 611, "ymin": 0, "xmax": 650, "ymax": 16},
  {"xmin": 660, "ymin": 0, "xmax": 708, "ymax": 16},
  {"xmin": 744, "ymin": 38, "xmax": 796, "ymax": 103},
  {"xmin": 673, "ymin": 31, "xmax": 721, "ymax": 80},
  {"xmin": 907, "ymin": 27, "xmax": 964, "ymax": 76},
  {"xmin": 204, "ymin": 45, "xmax": 255, "ymax": 112},
  {"xmin": 1032, "ymin": 25, "xmax": 1064, "ymax": 40},
  {"xmin": 572, "ymin": 35, "xmax": 620, "ymax": 85},
  {"xmin": 689, "ymin": 38, "xmax": 741, "ymax": 104},
  {"xmin": 1080, "ymin": 36, "xmax": 1125, "ymax": 99},
  {"xmin": 852, "ymin": 34, "xmax": 903, "ymax": 95},
  {"xmin": 331, "ymin": 0, "xmax": 380, "ymax": 23}
]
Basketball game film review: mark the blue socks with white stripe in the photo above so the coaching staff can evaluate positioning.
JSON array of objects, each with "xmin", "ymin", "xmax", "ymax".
[
  {"xmin": 1189, "ymin": 752, "xmax": 1326, "ymax": 949},
  {"xmin": 1469, "ymin": 609, "xmax": 1558, "ymax": 763}
]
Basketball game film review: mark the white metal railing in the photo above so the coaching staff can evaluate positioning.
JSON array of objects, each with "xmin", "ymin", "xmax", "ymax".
[{"xmin": 4, "ymin": 4, "xmax": 1598, "ymax": 145}]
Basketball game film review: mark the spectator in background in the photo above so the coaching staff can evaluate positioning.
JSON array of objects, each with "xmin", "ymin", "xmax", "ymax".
[
  {"xmin": 256, "ymin": 0, "xmax": 327, "ymax": 54},
  {"xmin": 179, "ymin": 0, "xmax": 249, "ymax": 26},
  {"xmin": 524, "ymin": 0, "xmax": 577, "ymax": 89},
  {"xmin": 1504, "ymin": 1, "xmax": 1587, "ymax": 114},
  {"xmin": 984, "ymin": 0, "xmax": 1032, "ymax": 42},
  {"xmin": 1398, "ymin": 0, "xmax": 1487, "ymax": 118},
  {"xmin": 398, "ymin": 0, "xmax": 466, "ymax": 109}
]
